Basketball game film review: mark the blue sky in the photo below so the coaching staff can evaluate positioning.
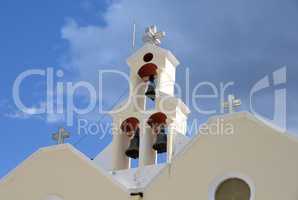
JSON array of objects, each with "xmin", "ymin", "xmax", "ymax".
[{"xmin": 0, "ymin": 0, "xmax": 298, "ymax": 178}]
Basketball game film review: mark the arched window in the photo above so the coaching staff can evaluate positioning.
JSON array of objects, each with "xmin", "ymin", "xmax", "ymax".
[{"xmin": 215, "ymin": 178, "xmax": 251, "ymax": 200}]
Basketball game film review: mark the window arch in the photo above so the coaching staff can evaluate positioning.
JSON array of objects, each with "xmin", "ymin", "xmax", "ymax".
[
  {"xmin": 215, "ymin": 178, "xmax": 250, "ymax": 200},
  {"xmin": 209, "ymin": 172, "xmax": 255, "ymax": 200}
]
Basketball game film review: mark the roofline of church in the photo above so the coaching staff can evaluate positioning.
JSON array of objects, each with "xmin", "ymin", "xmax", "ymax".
[
  {"xmin": 172, "ymin": 111, "xmax": 298, "ymax": 165},
  {"xmin": 2, "ymin": 112, "xmax": 297, "ymax": 194}
]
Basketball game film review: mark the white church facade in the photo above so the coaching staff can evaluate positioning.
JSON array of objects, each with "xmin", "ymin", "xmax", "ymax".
[{"xmin": 1, "ymin": 26, "xmax": 298, "ymax": 200}]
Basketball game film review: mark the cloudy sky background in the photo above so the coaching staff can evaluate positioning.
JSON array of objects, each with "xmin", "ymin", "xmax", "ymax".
[{"xmin": 0, "ymin": 0, "xmax": 298, "ymax": 177}]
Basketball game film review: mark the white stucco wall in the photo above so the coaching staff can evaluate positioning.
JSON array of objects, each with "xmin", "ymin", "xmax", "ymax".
[
  {"xmin": 144, "ymin": 113, "xmax": 298, "ymax": 200},
  {"xmin": 0, "ymin": 145, "xmax": 130, "ymax": 200}
]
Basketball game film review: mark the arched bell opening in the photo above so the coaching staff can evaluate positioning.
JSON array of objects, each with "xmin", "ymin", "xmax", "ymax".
[
  {"xmin": 138, "ymin": 63, "xmax": 158, "ymax": 103},
  {"xmin": 121, "ymin": 117, "xmax": 140, "ymax": 161},
  {"xmin": 147, "ymin": 112, "xmax": 168, "ymax": 154}
]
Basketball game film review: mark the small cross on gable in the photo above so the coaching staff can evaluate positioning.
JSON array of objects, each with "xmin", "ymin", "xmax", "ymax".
[
  {"xmin": 223, "ymin": 95, "xmax": 241, "ymax": 113},
  {"xmin": 52, "ymin": 128, "xmax": 70, "ymax": 144}
]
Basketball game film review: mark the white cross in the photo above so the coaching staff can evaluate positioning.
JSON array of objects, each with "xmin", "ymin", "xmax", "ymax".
[
  {"xmin": 142, "ymin": 25, "xmax": 166, "ymax": 46},
  {"xmin": 223, "ymin": 95, "xmax": 241, "ymax": 113},
  {"xmin": 52, "ymin": 128, "xmax": 70, "ymax": 144}
]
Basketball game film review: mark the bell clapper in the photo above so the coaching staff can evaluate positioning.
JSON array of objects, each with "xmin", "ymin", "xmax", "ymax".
[
  {"xmin": 125, "ymin": 128, "xmax": 140, "ymax": 159},
  {"xmin": 145, "ymin": 75, "xmax": 156, "ymax": 101},
  {"xmin": 152, "ymin": 124, "xmax": 167, "ymax": 153}
]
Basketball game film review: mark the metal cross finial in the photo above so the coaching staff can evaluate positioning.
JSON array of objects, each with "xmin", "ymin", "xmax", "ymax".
[
  {"xmin": 223, "ymin": 95, "xmax": 241, "ymax": 113},
  {"xmin": 52, "ymin": 128, "xmax": 70, "ymax": 144},
  {"xmin": 142, "ymin": 25, "xmax": 166, "ymax": 46}
]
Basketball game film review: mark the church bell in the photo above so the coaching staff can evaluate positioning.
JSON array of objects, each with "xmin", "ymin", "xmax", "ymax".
[
  {"xmin": 145, "ymin": 75, "xmax": 156, "ymax": 101},
  {"xmin": 152, "ymin": 125, "xmax": 167, "ymax": 153},
  {"xmin": 125, "ymin": 128, "xmax": 140, "ymax": 159}
]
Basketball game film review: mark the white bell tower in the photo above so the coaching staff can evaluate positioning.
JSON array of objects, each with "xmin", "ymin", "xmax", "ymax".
[{"xmin": 110, "ymin": 25, "xmax": 190, "ymax": 171}]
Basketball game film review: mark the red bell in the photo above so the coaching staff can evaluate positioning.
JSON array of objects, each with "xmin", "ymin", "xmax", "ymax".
[{"xmin": 147, "ymin": 112, "xmax": 168, "ymax": 154}]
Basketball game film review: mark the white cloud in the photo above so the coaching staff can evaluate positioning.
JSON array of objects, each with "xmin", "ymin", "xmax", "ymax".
[
  {"xmin": 60, "ymin": 0, "xmax": 298, "ymax": 96},
  {"xmin": 60, "ymin": 0, "xmax": 197, "ymax": 111},
  {"xmin": 1, "ymin": 100, "xmax": 65, "ymax": 124},
  {"xmin": 60, "ymin": 0, "xmax": 298, "ymax": 130},
  {"xmin": 4, "ymin": 106, "xmax": 42, "ymax": 120},
  {"xmin": 46, "ymin": 113, "xmax": 65, "ymax": 123}
]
